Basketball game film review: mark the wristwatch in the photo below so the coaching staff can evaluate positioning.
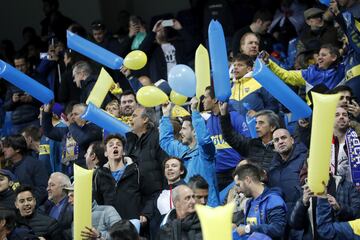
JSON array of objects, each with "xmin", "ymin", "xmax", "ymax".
[{"xmin": 245, "ymin": 224, "xmax": 251, "ymax": 234}]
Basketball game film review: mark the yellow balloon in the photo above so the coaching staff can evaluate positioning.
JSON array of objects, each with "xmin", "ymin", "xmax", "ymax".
[
  {"xmin": 123, "ymin": 50, "xmax": 147, "ymax": 70},
  {"xmin": 195, "ymin": 44, "xmax": 211, "ymax": 99},
  {"xmin": 172, "ymin": 105, "xmax": 190, "ymax": 117},
  {"xmin": 136, "ymin": 86, "xmax": 168, "ymax": 107},
  {"xmin": 308, "ymin": 93, "xmax": 340, "ymax": 195},
  {"xmin": 196, "ymin": 202, "xmax": 235, "ymax": 240},
  {"xmin": 170, "ymin": 90, "xmax": 188, "ymax": 105},
  {"xmin": 86, "ymin": 68, "xmax": 115, "ymax": 107},
  {"xmin": 74, "ymin": 164, "xmax": 93, "ymax": 240}
]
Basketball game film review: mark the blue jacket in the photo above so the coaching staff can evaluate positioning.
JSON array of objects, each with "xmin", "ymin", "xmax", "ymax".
[
  {"xmin": 317, "ymin": 197, "xmax": 360, "ymax": 240},
  {"xmin": 206, "ymin": 111, "xmax": 250, "ymax": 172},
  {"xmin": 7, "ymin": 155, "xmax": 48, "ymax": 204},
  {"xmin": 159, "ymin": 111, "xmax": 219, "ymax": 206},
  {"xmin": 244, "ymin": 187, "xmax": 287, "ymax": 239},
  {"xmin": 268, "ymin": 143, "xmax": 307, "ymax": 219}
]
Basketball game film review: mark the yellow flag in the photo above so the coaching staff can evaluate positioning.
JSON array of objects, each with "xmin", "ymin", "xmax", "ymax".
[
  {"xmin": 74, "ymin": 164, "xmax": 93, "ymax": 240},
  {"xmin": 172, "ymin": 105, "xmax": 190, "ymax": 117},
  {"xmin": 195, "ymin": 44, "xmax": 211, "ymax": 99},
  {"xmin": 86, "ymin": 68, "xmax": 115, "ymax": 107},
  {"xmin": 195, "ymin": 202, "xmax": 235, "ymax": 240},
  {"xmin": 308, "ymin": 93, "xmax": 340, "ymax": 195}
]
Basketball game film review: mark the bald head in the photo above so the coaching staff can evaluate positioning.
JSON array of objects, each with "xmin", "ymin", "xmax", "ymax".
[
  {"xmin": 273, "ymin": 128, "xmax": 294, "ymax": 159},
  {"xmin": 172, "ymin": 185, "xmax": 196, "ymax": 219}
]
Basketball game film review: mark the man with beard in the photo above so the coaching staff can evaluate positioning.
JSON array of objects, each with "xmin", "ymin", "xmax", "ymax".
[
  {"xmin": 119, "ymin": 90, "xmax": 138, "ymax": 125},
  {"xmin": 233, "ymin": 164, "xmax": 287, "ymax": 239},
  {"xmin": 331, "ymin": 107, "xmax": 360, "ymax": 186},
  {"xmin": 158, "ymin": 185, "xmax": 202, "ymax": 240}
]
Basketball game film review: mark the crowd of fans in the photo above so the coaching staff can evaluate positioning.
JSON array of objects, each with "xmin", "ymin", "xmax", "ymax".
[{"xmin": 0, "ymin": 0, "xmax": 360, "ymax": 239}]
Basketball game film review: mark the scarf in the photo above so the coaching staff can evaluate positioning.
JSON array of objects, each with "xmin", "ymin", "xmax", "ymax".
[{"xmin": 344, "ymin": 128, "xmax": 360, "ymax": 187}]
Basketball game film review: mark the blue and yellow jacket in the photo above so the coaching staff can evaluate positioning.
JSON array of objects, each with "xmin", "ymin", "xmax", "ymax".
[
  {"xmin": 267, "ymin": 59, "xmax": 345, "ymax": 92},
  {"xmin": 229, "ymin": 73, "xmax": 279, "ymax": 116},
  {"xmin": 206, "ymin": 111, "xmax": 250, "ymax": 173},
  {"xmin": 317, "ymin": 197, "xmax": 360, "ymax": 240}
]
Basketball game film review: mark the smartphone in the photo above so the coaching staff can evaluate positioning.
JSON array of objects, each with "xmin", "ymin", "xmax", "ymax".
[
  {"xmin": 40, "ymin": 52, "xmax": 48, "ymax": 59},
  {"xmin": 161, "ymin": 20, "xmax": 174, "ymax": 27}
]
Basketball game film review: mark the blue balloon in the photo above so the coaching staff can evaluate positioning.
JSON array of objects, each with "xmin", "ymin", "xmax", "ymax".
[
  {"xmin": 208, "ymin": 20, "xmax": 231, "ymax": 102},
  {"xmin": 252, "ymin": 59, "xmax": 312, "ymax": 121},
  {"xmin": 0, "ymin": 60, "xmax": 54, "ymax": 103},
  {"xmin": 168, "ymin": 64, "xmax": 196, "ymax": 97},
  {"xmin": 67, "ymin": 31, "xmax": 123, "ymax": 70},
  {"xmin": 319, "ymin": 0, "xmax": 330, "ymax": 6},
  {"xmin": 81, "ymin": 103, "xmax": 131, "ymax": 137}
]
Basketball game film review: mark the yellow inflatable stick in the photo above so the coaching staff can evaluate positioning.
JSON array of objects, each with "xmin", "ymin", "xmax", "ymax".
[
  {"xmin": 349, "ymin": 219, "xmax": 360, "ymax": 235},
  {"xmin": 123, "ymin": 50, "xmax": 147, "ymax": 70},
  {"xmin": 86, "ymin": 68, "xmax": 116, "ymax": 107},
  {"xmin": 172, "ymin": 105, "xmax": 190, "ymax": 117},
  {"xmin": 170, "ymin": 90, "xmax": 188, "ymax": 105},
  {"xmin": 74, "ymin": 164, "xmax": 93, "ymax": 240},
  {"xmin": 308, "ymin": 93, "xmax": 340, "ymax": 195},
  {"xmin": 195, "ymin": 202, "xmax": 235, "ymax": 240},
  {"xmin": 136, "ymin": 86, "xmax": 168, "ymax": 107},
  {"xmin": 195, "ymin": 44, "xmax": 211, "ymax": 99}
]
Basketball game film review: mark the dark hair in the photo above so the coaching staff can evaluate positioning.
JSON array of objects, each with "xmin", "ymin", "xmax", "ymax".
[
  {"xmin": 232, "ymin": 53, "xmax": 254, "ymax": 67},
  {"xmin": 22, "ymin": 126, "xmax": 41, "ymax": 142},
  {"xmin": 104, "ymin": 134, "xmax": 126, "ymax": 148},
  {"xmin": 205, "ymin": 86, "xmax": 216, "ymax": 99},
  {"xmin": 328, "ymin": 85, "xmax": 353, "ymax": 96},
  {"xmin": 188, "ymin": 175, "xmax": 209, "ymax": 190},
  {"xmin": 163, "ymin": 157, "xmax": 187, "ymax": 179},
  {"xmin": 253, "ymin": 9, "xmax": 273, "ymax": 22},
  {"xmin": 91, "ymin": 20, "xmax": 106, "ymax": 31},
  {"xmin": 68, "ymin": 24, "xmax": 88, "ymax": 38},
  {"xmin": 13, "ymin": 52, "xmax": 28, "ymax": 62},
  {"xmin": 42, "ymin": 0, "xmax": 59, "ymax": 10},
  {"xmin": 180, "ymin": 116, "xmax": 193, "ymax": 130},
  {"xmin": 2, "ymin": 135, "xmax": 28, "ymax": 155},
  {"xmin": 0, "ymin": 207, "xmax": 16, "ymax": 231},
  {"xmin": 89, "ymin": 141, "xmax": 107, "ymax": 167},
  {"xmin": 120, "ymin": 90, "xmax": 137, "ymax": 103},
  {"xmin": 110, "ymin": 220, "xmax": 139, "ymax": 240},
  {"xmin": 233, "ymin": 164, "xmax": 262, "ymax": 182},
  {"xmin": 15, "ymin": 185, "xmax": 34, "ymax": 200}
]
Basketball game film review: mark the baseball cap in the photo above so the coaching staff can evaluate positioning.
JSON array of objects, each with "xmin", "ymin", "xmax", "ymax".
[{"xmin": 304, "ymin": 8, "xmax": 324, "ymax": 20}]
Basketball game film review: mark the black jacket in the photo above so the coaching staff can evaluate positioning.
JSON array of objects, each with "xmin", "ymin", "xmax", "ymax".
[
  {"xmin": 220, "ymin": 113, "xmax": 275, "ymax": 171},
  {"xmin": 100, "ymin": 163, "xmax": 143, "ymax": 220},
  {"xmin": 41, "ymin": 197, "xmax": 73, "ymax": 240},
  {"xmin": 2, "ymin": 85, "xmax": 42, "ymax": 125},
  {"xmin": 158, "ymin": 212, "xmax": 202, "ymax": 240},
  {"xmin": 92, "ymin": 166, "xmax": 117, "ymax": 206},
  {"xmin": 42, "ymin": 111, "xmax": 102, "ymax": 168},
  {"xmin": 139, "ymin": 30, "xmax": 196, "ymax": 82},
  {"xmin": 7, "ymin": 155, "xmax": 48, "ymax": 204},
  {"xmin": 16, "ymin": 211, "xmax": 62, "ymax": 240},
  {"xmin": 0, "ymin": 188, "xmax": 16, "ymax": 210},
  {"xmin": 268, "ymin": 143, "xmax": 308, "ymax": 220},
  {"xmin": 126, "ymin": 128, "xmax": 168, "ymax": 218}
]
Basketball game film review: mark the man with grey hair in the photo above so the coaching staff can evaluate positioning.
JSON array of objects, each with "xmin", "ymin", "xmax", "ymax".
[
  {"xmin": 125, "ymin": 106, "xmax": 168, "ymax": 233},
  {"xmin": 219, "ymin": 103, "xmax": 280, "ymax": 172},
  {"xmin": 72, "ymin": 61, "xmax": 111, "ymax": 105},
  {"xmin": 159, "ymin": 185, "xmax": 202, "ymax": 239},
  {"xmin": 41, "ymin": 172, "xmax": 73, "ymax": 240}
]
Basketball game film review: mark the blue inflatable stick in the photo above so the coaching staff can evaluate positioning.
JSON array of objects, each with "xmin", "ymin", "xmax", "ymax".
[
  {"xmin": 208, "ymin": 20, "xmax": 231, "ymax": 102},
  {"xmin": 252, "ymin": 59, "xmax": 312, "ymax": 121},
  {"xmin": 67, "ymin": 31, "xmax": 123, "ymax": 70},
  {"xmin": 0, "ymin": 60, "xmax": 54, "ymax": 103},
  {"xmin": 319, "ymin": 0, "xmax": 330, "ymax": 6},
  {"xmin": 81, "ymin": 103, "xmax": 131, "ymax": 137}
]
